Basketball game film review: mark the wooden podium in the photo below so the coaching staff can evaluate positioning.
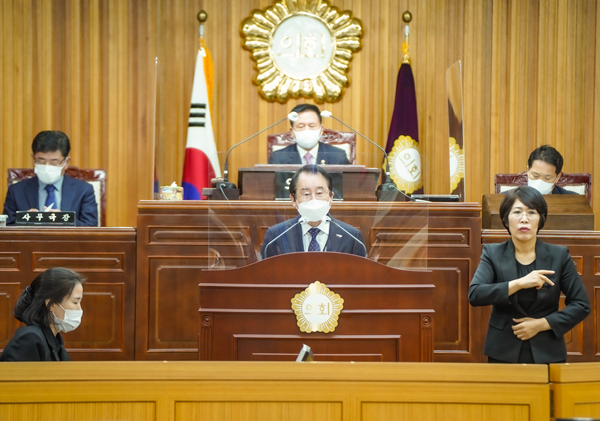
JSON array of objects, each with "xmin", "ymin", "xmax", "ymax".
[
  {"xmin": 238, "ymin": 165, "xmax": 381, "ymax": 201},
  {"xmin": 198, "ymin": 252, "xmax": 434, "ymax": 362},
  {"xmin": 482, "ymin": 194, "xmax": 594, "ymax": 230}
]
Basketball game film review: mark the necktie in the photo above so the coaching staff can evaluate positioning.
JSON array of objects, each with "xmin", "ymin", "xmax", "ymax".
[
  {"xmin": 308, "ymin": 227, "xmax": 321, "ymax": 251},
  {"xmin": 304, "ymin": 153, "xmax": 313, "ymax": 165},
  {"xmin": 45, "ymin": 185, "xmax": 56, "ymax": 209}
]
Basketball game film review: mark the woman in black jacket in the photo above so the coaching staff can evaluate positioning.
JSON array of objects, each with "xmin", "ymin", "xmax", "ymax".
[
  {"xmin": 0, "ymin": 267, "xmax": 85, "ymax": 361},
  {"xmin": 469, "ymin": 186, "xmax": 590, "ymax": 363}
]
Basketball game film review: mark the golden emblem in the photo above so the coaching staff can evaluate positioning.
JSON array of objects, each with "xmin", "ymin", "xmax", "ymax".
[
  {"xmin": 387, "ymin": 135, "xmax": 423, "ymax": 195},
  {"xmin": 291, "ymin": 281, "xmax": 344, "ymax": 333},
  {"xmin": 449, "ymin": 137, "xmax": 465, "ymax": 192},
  {"xmin": 241, "ymin": 0, "xmax": 363, "ymax": 103}
]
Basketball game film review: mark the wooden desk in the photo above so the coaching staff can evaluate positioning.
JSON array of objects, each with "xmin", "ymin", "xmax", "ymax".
[
  {"xmin": 550, "ymin": 363, "xmax": 600, "ymax": 418},
  {"xmin": 0, "ymin": 227, "xmax": 136, "ymax": 360},
  {"xmin": 482, "ymin": 229, "xmax": 600, "ymax": 362},
  {"xmin": 482, "ymin": 194, "xmax": 594, "ymax": 230},
  {"xmin": 0, "ymin": 361, "xmax": 550, "ymax": 421},
  {"xmin": 199, "ymin": 252, "xmax": 435, "ymax": 362},
  {"xmin": 136, "ymin": 200, "xmax": 482, "ymax": 362},
  {"xmin": 238, "ymin": 165, "xmax": 381, "ymax": 201}
]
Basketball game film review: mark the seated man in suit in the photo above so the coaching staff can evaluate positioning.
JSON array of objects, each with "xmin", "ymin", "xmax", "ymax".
[
  {"xmin": 526, "ymin": 145, "xmax": 576, "ymax": 195},
  {"xmin": 261, "ymin": 165, "xmax": 366, "ymax": 259},
  {"xmin": 268, "ymin": 104, "xmax": 350, "ymax": 165},
  {"xmin": 3, "ymin": 131, "xmax": 98, "ymax": 226}
]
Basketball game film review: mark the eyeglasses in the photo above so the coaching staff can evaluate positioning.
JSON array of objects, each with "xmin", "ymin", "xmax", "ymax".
[
  {"xmin": 296, "ymin": 190, "xmax": 330, "ymax": 201},
  {"xmin": 33, "ymin": 158, "xmax": 66, "ymax": 167},
  {"xmin": 509, "ymin": 210, "xmax": 540, "ymax": 219}
]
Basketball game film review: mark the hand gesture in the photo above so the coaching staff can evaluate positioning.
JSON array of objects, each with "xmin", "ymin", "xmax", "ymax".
[
  {"xmin": 512, "ymin": 317, "xmax": 550, "ymax": 340},
  {"xmin": 519, "ymin": 270, "xmax": 555, "ymax": 290}
]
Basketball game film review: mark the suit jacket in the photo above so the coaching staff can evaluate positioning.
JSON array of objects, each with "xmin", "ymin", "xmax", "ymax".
[
  {"xmin": 0, "ymin": 325, "xmax": 70, "ymax": 361},
  {"xmin": 469, "ymin": 239, "xmax": 590, "ymax": 363},
  {"xmin": 268, "ymin": 142, "xmax": 350, "ymax": 165},
  {"xmin": 3, "ymin": 174, "xmax": 98, "ymax": 226},
  {"xmin": 261, "ymin": 214, "xmax": 366, "ymax": 259}
]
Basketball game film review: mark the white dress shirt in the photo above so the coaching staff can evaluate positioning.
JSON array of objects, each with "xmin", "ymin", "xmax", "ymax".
[{"xmin": 301, "ymin": 219, "xmax": 330, "ymax": 251}]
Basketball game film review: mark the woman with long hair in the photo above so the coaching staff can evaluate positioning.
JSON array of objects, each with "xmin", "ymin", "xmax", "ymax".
[{"xmin": 0, "ymin": 267, "xmax": 85, "ymax": 361}]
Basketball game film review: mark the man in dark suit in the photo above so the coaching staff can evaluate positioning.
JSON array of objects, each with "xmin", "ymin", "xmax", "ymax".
[
  {"xmin": 526, "ymin": 145, "xmax": 576, "ymax": 195},
  {"xmin": 268, "ymin": 104, "xmax": 350, "ymax": 165},
  {"xmin": 261, "ymin": 165, "xmax": 366, "ymax": 259},
  {"xmin": 2, "ymin": 131, "xmax": 98, "ymax": 226}
]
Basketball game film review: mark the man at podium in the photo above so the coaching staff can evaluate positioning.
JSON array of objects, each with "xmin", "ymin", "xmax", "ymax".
[
  {"xmin": 261, "ymin": 165, "xmax": 366, "ymax": 259},
  {"xmin": 268, "ymin": 104, "xmax": 350, "ymax": 165},
  {"xmin": 526, "ymin": 145, "xmax": 576, "ymax": 195}
]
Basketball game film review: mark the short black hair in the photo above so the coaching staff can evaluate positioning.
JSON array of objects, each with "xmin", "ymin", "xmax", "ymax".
[
  {"xmin": 289, "ymin": 165, "xmax": 333, "ymax": 198},
  {"xmin": 289, "ymin": 104, "xmax": 322, "ymax": 127},
  {"xmin": 527, "ymin": 145, "xmax": 563, "ymax": 175},
  {"xmin": 499, "ymin": 186, "xmax": 548, "ymax": 234},
  {"xmin": 14, "ymin": 268, "xmax": 85, "ymax": 327},
  {"xmin": 31, "ymin": 131, "xmax": 71, "ymax": 158}
]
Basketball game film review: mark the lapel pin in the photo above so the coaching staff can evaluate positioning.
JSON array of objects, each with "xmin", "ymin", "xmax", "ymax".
[{"xmin": 336, "ymin": 234, "xmax": 342, "ymax": 238}]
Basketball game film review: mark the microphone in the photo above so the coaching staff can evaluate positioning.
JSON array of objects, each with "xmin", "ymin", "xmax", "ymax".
[
  {"xmin": 325, "ymin": 216, "xmax": 367, "ymax": 257},
  {"xmin": 262, "ymin": 216, "xmax": 307, "ymax": 259},
  {"xmin": 217, "ymin": 112, "xmax": 299, "ymax": 195},
  {"xmin": 320, "ymin": 110, "xmax": 415, "ymax": 202}
]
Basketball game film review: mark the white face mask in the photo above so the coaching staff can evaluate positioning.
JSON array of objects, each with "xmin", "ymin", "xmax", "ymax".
[
  {"xmin": 297, "ymin": 199, "xmax": 331, "ymax": 222},
  {"xmin": 52, "ymin": 303, "xmax": 83, "ymax": 333},
  {"xmin": 35, "ymin": 162, "xmax": 66, "ymax": 185},
  {"xmin": 527, "ymin": 177, "xmax": 554, "ymax": 195},
  {"xmin": 293, "ymin": 129, "xmax": 321, "ymax": 150}
]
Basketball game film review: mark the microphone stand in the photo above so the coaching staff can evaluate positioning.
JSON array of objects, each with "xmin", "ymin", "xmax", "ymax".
[
  {"xmin": 324, "ymin": 113, "xmax": 414, "ymax": 202},
  {"xmin": 216, "ymin": 114, "xmax": 296, "ymax": 199}
]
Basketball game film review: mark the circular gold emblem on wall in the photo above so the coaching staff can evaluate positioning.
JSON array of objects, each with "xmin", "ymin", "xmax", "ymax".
[
  {"xmin": 449, "ymin": 137, "xmax": 465, "ymax": 192},
  {"xmin": 241, "ymin": 0, "xmax": 363, "ymax": 103},
  {"xmin": 387, "ymin": 136, "xmax": 423, "ymax": 195},
  {"xmin": 291, "ymin": 281, "xmax": 344, "ymax": 333}
]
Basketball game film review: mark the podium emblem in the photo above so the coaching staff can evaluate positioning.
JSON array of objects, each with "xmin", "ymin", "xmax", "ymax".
[{"xmin": 291, "ymin": 281, "xmax": 344, "ymax": 333}]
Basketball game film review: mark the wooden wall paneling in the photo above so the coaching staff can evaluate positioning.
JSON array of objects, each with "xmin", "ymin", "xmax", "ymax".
[
  {"xmin": 0, "ymin": 228, "xmax": 137, "ymax": 360},
  {"xmin": 595, "ymin": 0, "xmax": 600, "ymax": 225},
  {"xmin": 1, "ymin": 1, "xmax": 599, "ymax": 227}
]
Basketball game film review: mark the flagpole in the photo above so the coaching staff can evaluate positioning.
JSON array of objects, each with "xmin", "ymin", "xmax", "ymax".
[{"xmin": 198, "ymin": 10, "xmax": 207, "ymax": 39}]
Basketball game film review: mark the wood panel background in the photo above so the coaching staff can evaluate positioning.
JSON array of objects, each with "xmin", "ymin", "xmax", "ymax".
[{"xmin": 0, "ymin": 0, "xmax": 598, "ymax": 227}]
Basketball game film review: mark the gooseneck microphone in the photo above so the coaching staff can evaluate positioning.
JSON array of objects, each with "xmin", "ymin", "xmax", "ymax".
[
  {"xmin": 320, "ymin": 110, "xmax": 415, "ymax": 202},
  {"xmin": 325, "ymin": 216, "xmax": 368, "ymax": 257},
  {"xmin": 262, "ymin": 216, "xmax": 308, "ymax": 259},
  {"xmin": 218, "ymin": 112, "xmax": 299, "ymax": 192}
]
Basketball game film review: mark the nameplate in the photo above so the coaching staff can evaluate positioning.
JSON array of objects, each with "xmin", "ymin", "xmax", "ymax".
[{"xmin": 16, "ymin": 211, "xmax": 76, "ymax": 226}]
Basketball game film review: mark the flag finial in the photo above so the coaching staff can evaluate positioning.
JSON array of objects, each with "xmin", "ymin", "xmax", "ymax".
[
  {"xmin": 402, "ymin": 11, "xmax": 412, "ymax": 64},
  {"xmin": 198, "ymin": 10, "xmax": 207, "ymax": 40}
]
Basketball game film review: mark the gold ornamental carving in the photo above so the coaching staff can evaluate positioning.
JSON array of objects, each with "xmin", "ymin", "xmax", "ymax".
[
  {"xmin": 241, "ymin": 0, "xmax": 363, "ymax": 103},
  {"xmin": 291, "ymin": 281, "xmax": 344, "ymax": 333}
]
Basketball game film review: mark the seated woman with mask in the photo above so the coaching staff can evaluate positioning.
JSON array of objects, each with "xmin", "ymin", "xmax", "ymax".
[
  {"xmin": 0, "ymin": 267, "xmax": 85, "ymax": 361},
  {"xmin": 469, "ymin": 186, "xmax": 589, "ymax": 363}
]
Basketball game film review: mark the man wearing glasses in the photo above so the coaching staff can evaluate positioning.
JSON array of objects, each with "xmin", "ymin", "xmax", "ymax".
[
  {"xmin": 261, "ymin": 165, "xmax": 366, "ymax": 259},
  {"xmin": 2, "ymin": 131, "xmax": 98, "ymax": 226}
]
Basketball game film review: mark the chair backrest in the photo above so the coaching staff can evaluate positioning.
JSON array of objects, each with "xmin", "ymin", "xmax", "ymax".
[
  {"xmin": 267, "ymin": 129, "xmax": 356, "ymax": 164},
  {"xmin": 494, "ymin": 172, "xmax": 592, "ymax": 204},
  {"xmin": 7, "ymin": 166, "xmax": 107, "ymax": 226}
]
